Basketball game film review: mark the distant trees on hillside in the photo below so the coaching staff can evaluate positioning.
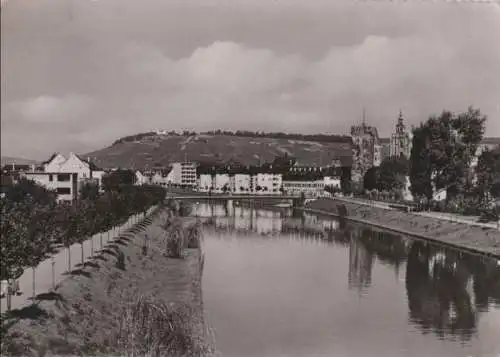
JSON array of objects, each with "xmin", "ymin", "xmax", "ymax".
[
  {"xmin": 111, "ymin": 129, "xmax": 353, "ymax": 146},
  {"xmin": 112, "ymin": 132, "xmax": 157, "ymax": 146},
  {"xmin": 201, "ymin": 130, "xmax": 352, "ymax": 143}
]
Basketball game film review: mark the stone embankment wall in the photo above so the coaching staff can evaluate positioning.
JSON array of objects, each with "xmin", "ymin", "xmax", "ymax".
[
  {"xmin": 1, "ymin": 207, "xmax": 213, "ymax": 357},
  {"xmin": 304, "ymin": 198, "xmax": 500, "ymax": 258}
]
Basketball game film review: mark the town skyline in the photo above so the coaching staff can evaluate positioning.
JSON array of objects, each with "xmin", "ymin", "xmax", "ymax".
[{"xmin": 2, "ymin": 0, "xmax": 500, "ymax": 159}]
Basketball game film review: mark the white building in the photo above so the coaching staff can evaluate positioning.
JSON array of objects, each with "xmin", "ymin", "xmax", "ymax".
[
  {"xmin": 214, "ymin": 174, "xmax": 231, "ymax": 193},
  {"xmin": 252, "ymin": 173, "xmax": 282, "ymax": 195},
  {"xmin": 22, "ymin": 172, "xmax": 79, "ymax": 201},
  {"xmin": 135, "ymin": 171, "xmax": 149, "ymax": 185},
  {"xmin": 198, "ymin": 174, "xmax": 213, "ymax": 192},
  {"xmin": 233, "ymin": 174, "xmax": 252, "ymax": 194},
  {"xmin": 282, "ymin": 180, "xmax": 325, "ymax": 198},
  {"xmin": 403, "ymin": 176, "xmax": 413, "ymax": 201},
  {"xmin": 282, "ymin": 176, "xmax": 340, "ymax": 198},
  {"xmin": 170, "ymin": 162, "xmax": 197, "ymax": 187},
  {"xmin": 151, "ymin": 170, "xmax": 172, "ymax": 187},
  {"xmin": 374, "ymin": 144, "xmax": 382, "ymax": 167},
  {"xmin": 433, "ymin": 188, "xmax": 447, "ymax": 202},
  {"xmin": 323, "ymin": 176, "xmax": 341, "ymax": 190},
  {"xmin": 21, "ymin": 152, "xmax": 105, "ymax": 202}
]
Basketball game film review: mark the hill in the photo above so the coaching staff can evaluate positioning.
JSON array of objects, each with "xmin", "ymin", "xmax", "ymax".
[
  {"xmin": 1, "ymin": 156, "xmax": 39, "ymax": 166},
  {"xmin": 84, "ymin": 132, "xmax": 354, "ymax": 169}
]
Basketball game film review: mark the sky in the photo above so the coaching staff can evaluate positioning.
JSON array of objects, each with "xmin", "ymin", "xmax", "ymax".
[{"xmin": 1, "ymin": 0, "xmax": 500, "ymax": 160}]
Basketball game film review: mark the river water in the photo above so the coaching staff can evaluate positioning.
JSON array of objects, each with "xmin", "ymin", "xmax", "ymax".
[{"xmin": 192, "ymin": 202, "xmax": 500, "ymax": 357}]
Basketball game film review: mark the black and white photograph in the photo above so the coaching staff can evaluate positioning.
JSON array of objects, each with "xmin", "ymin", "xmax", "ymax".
[{"xmin": 1, "ymin": 0, "xmax": 500, "ymax": 356}]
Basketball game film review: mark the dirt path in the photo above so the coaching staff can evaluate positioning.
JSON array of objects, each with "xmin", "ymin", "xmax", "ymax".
[{"xmin": 0, "ymin": 206, "xmax": 157, "ymax": 314}]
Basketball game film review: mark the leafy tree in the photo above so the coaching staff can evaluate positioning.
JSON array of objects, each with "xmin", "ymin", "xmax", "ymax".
[
  {"xmin": 0, "ymin": 200, "xmax": 29, "ymax": 310},
  {"xmin": 340, "ymin": 167, "xmax": 352, "ymax": 195},
  {"xmin": 410, "ymin": 124, "xmax": 433, "ymax": 201},
  {"xmin": 102, "ymin": 169, "xmax": 137, "ymax": 191},
  {"xmin": 410, "ymin": 107, "xmax": 486, "ymax": 203},
  {"xmin": 476, "ymin": 147, "xmax": 500, "ymax": 203},
  {"xmin": 377, "ymin": 157, "xmax": 408, "ymax": 192},
  {"xmin": 24, "ymin": 202, "xmax": 53, "ymax": 300},
  {"xmin": 60, "ymin": 203, "xmax": 83, "ymax": 271},
  {"xmin": 80, "ymin": 182, "xmax": 100, "ymax": 201},
  {"xmin": 363, "ymin": 167, "xmax": 379, "ymax": 191},
  {"xmin": 4, "ymin": 177, "xmax": 57, "ymax": 205}
]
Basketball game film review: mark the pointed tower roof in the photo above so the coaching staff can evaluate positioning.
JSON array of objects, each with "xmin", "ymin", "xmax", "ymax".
[{"xmin": 396, "ymin": 110, "xmax": 406, "ymax": 134}]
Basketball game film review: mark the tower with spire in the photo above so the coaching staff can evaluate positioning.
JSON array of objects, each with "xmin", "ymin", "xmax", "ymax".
[
  {"xmin": 350, "ymin": 108, "xmax": 381, "ymax": 184},
  {"xmin": 390, "ymin": 110, "xmax": 411, "ymax": 159}
]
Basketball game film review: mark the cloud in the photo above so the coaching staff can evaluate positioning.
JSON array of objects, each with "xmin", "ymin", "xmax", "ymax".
[
  {"xmin": 1, "ymin": 0, "xmax": 499, "ymax": 159},
  {"xmin": 11, "ymin": 94, "xmax": 93, "ymax": 124},
  {"xmin": 115, "ymin": 35, "xmax": 499, "ymax": 135}
]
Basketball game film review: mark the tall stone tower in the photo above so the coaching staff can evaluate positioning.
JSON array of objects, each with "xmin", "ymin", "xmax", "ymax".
[
  {"xmin": 390, "ymin": 111, "xmax": 412, "ymax": 159},
  {"xmin": 350, "ymin": 110, "xmax": 381, "ymax": 184}
]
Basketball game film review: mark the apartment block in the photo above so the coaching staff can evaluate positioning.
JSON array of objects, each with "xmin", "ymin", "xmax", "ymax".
[{"xmin": 171, "ymin": 162, "xmax": 197, "ymax": 187}]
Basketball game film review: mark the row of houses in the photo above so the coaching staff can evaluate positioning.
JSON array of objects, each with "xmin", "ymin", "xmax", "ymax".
[
  {"xmin": 3, "ymin": 152, "xmax": 344, "ymax": 200},
  {"xmin": 136, "ymin": 162, "xmax": 197, "ymax": 187},
  {"xmin": 197, "ymin": 173, "xmax": 341, "ymax": 198}
]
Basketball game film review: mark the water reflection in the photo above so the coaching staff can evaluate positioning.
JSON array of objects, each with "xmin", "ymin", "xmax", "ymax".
[
  {"xmin": 348, "ymin": 237, "xmax": 374, "ymax": 293},
  {"xmin": 194, "ymin": 203, "xmax": 500, "ymax": 353},
  {"xmin": 406, "ymin": 240, "xmax": 477, "ymax": 340}
]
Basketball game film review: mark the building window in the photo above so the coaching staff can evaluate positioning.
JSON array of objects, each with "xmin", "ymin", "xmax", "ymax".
[
  {"xmin": 57, "ymin": 173, "xmax": 71, "ymax": 182},
  {"xmin": 49, "ymin": 174, "xmax": 53, "ymax": 182},
  {"xmin": 56, "ymin": 187, "xmax": 71, "ymax": 195}
]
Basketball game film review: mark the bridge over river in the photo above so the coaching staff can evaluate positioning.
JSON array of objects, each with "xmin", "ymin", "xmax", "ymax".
[{"xmin": 165, "ymin": 194, "xmax": 318, "ymax": 208}]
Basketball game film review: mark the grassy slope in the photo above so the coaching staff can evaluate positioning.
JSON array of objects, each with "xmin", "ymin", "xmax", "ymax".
[
  {"xmin": 1, "ymin": 210, "xmax": 211, "ymax": 357},
  {"xmin": 306, "ymin": 198, "xmax": 500, "ymax": 257},
  {"xmin": 84, "ymin": 134, "xmax": 353, "ymax": 169}
]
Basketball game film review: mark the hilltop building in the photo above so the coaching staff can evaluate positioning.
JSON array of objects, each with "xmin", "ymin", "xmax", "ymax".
[
  {"xmin": 350, "ymin": 113, "xmax": 381, "ymax": 184},
  {"xmin": 390, "ymin": 111, "xmax": 412, "ymax": 159}
]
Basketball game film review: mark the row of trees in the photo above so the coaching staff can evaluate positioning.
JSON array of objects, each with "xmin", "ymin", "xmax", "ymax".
[
  {"xmin": 357, "ymin": 107, "xmax": 499, "ymax": 217},
  {"xmin": 356, "ymin": 156, "xmax": 410, "ymax": 202},
  {"xmin": 0, "ymin": 173, "xmax": 166, "ymax": 308},
  {"xmin": 408, "ymin": 107, "xmax": 500, "ymax": 215}
]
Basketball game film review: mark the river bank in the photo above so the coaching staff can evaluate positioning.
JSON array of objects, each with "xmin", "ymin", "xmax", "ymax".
[
  {"xmin": 1, "ymin": 208, "xmax": 214, "ymax": 357},
  {"xmin": 304, "ymin": 198, "xmax": 500, "ymax": 258}
]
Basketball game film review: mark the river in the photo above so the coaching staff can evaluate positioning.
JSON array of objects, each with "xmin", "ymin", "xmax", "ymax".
[{"xmin": 192, "ymin": 202, "xmax": 500, "ymax": 357}]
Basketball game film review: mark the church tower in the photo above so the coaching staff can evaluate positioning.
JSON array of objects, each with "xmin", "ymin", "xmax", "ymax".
[
  {"xmin": 390, "ymin": 110, "xmax": 411, "ymax": 159},
  {"xmin": 350, "ymin": 109, "xmax": 381, "ymax": 184}
]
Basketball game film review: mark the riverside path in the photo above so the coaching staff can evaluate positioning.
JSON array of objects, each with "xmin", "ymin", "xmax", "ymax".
[{"xmin": 0, "ymin": 206, "xmax": 157, "ymax": 314}]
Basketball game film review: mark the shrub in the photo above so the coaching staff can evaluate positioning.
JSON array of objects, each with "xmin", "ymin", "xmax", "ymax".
[
  {"xmin": 113, "ymin": 295, "xmax": 218, "ymax": 356},
  {"xmin": 116, "ymin": 251, "xmax": 126, "ymax": 271},
  {"xmin": 186, "ymin": 224, "xmax": 202, "ymax": 249},
  {"xmin": 166, "ymin": 228, "xmax": 185, "ymax": 258}
]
